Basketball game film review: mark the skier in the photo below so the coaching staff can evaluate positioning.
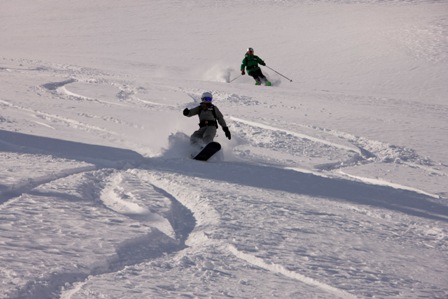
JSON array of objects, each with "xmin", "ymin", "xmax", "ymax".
[
  {"xmin": 183, "ymin": 91, "xmax": 231, "ymax": 145},
  {"xmin": 241, "ymin": 47, "xmax": 271, "ymax": 86}
]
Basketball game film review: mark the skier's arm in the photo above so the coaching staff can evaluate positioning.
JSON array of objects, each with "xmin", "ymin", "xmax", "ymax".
[{"xmin": 240, "ymin": 58, "xmax": 246, "ymax": 74}]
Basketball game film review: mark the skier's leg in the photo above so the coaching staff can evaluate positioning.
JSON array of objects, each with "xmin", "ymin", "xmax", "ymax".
[
  {"xmin": 253, "ymin": 69, "xmax": 267, "ymax": 83},
  {"xmin": 250, "ymin": 73, "xmax": 261, "ymax": 85},
  {"xmin": 258, "ymin": 70, "xmax": 271, "ymax": 85},
  {"xmin": 254, "ymin": 69, "xmax": 268, "ymax": 85}
]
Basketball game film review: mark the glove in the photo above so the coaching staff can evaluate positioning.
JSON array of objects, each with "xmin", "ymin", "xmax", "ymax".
[
  {"xmin": 260, "ymin": 62, "xmax": 266, "ymax": 66},
  {"xmin": 223, "ymin": 127, "xmax": 231, "ymax": 140},
  {"xmin": 241, "ymin": 70, "xmax": 245, "ymax": 75},
  {"xmin": 183, "ymin": 108, "xmax": 189, "ymax": 116}
]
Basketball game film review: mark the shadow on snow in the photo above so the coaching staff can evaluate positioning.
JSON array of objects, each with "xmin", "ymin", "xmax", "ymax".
[
  {"xmin": 148, "ymin": 159, "xmax": 448, "ymax": 223},
  {"xmin": 1, "ymin": 129, "xmax": 447, "ymax": 223},
  {"xmin": 0, "ymin": 129, "xmax": 144, "ymax": 166}
]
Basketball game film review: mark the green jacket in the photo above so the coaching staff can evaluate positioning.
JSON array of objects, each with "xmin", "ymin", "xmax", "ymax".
[{"xmin": 241, "ymin": 54, "xmax": 265, "ymax": 74}]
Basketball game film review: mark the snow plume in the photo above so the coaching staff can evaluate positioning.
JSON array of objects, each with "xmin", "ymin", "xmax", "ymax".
[
  {"xmin": 202, "ymin": 63, "xmax": 238, "ymax": 83},
  {"xmin": 161, "ymin": 132, "xmax": 193, "ymax": 159}
]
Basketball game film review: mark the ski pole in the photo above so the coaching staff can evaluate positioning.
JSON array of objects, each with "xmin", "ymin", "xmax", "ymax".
[
  {"xmin": 264, "ymin": 65, "xmax": 293, "ymax": 82},
  {"xmin": 228, "ymin": 74, "xmax": 242, "ymax": 83}
]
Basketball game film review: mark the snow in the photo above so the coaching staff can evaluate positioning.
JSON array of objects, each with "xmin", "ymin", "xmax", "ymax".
[{"xmin": 1, "ymin": 0, "xmax": 447, "ymax": 298}]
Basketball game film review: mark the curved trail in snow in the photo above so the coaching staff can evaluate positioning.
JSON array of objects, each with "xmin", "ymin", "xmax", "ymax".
[
  {"xmin": 231, "ymin": 116, "xmax": 361, "ymax": 154},
  {"xmin": 229, "ymin": 115, "xmax": 446, "ymax": 200},
  {"xmin": 228, "ymin": 245, "xmax": 358, "ymax": 299},
  {"xmin": 142, "ymin": 170, "xmax": 360, "ymax": 299}
]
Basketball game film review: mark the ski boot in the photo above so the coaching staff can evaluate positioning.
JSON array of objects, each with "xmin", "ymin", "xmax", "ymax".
[
  {"xmin": 265, "ymin": 81, "xmax": 272, "ymax": 86},
  {"xmin": 255, "ymin": 81, "xmax": 261, "ymax": 85}
]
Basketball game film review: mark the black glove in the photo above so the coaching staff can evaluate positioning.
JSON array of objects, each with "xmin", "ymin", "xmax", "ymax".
[
  {"xmin": 241, "ymin": 70, "xmax": 245, "ymax": 75},
  {"xmin": 183, "ymin": 108, "xmax": 189, "ymax": 116},
  {"xmin": 260, "ymin": 62, "xmax": 266, "ymax": 66},
  {"xmin": 223, "ymin": 127, "xmax": 231, "ymax": 140}
]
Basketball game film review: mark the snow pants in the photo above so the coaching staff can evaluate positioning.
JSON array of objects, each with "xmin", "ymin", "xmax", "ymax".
[
  {"xmin": 249, "ymin": 69, "xmax": 268, "ymax": 83},
  {"xmin": 190, "ymin": 126, "xmax": 217, "ymax": 145}
]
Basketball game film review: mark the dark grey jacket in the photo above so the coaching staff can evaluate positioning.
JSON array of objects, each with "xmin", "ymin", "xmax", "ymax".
[{"xmin": 185, "ymin": 102, "xmax": 227, "ymax": 128}]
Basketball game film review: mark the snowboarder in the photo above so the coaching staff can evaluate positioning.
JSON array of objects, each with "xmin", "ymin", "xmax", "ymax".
[
  {"xmin": 241, "ymin": 47, "xmax": 271, "ymax": 86},
  {"xmin": 183, "ymin": 91, "xmax": 231, "ymax": 145}
]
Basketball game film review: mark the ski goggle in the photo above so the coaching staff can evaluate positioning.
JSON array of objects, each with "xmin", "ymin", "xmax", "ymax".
[{"xmin": 202, "ymin": 97, "xmax": 212, "ymax": 102}]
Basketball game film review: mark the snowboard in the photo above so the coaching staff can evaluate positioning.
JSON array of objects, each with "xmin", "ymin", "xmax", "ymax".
[{"xmin": 192, "ymin": 142, "xmax": 221, "ymax": 161}]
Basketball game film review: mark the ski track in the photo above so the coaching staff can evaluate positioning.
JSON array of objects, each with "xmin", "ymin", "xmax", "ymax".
[
  {"xmin": 139, "ymin": 172, "xmax": 361, "ymax": 299},
  {"xmin": 338, "ymin": 170, "xmax": 441, "ymax": 199},
  {"xmin": 4, "ymin": 167, "xmax": 196, "ymax": 299},
  {"xmin": 0, "ymin": 99, "xmax": 114, "ymax": 135},
  {"xmin": 0, "ymin": 165, "xmax": 97, "ymax": 205},
  {"xmin": 228, "ymin": 115, "xmax": 446, "ymax": 200},
  {"xmin": 228, "ymin": 245, "xmax": 357, "ymax": 299},
  {"xmin": 231, "ymin": 116, "xmax": 361, "ymax": 155}
]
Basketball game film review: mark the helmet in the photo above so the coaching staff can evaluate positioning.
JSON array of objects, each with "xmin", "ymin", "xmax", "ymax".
[
  {"xmin": 201, "ymin": 91, "xmax": 213, "ymax": 102},
  {"xmin": 247, "ymin": 47, "xmax": 254, "ymax": 53}
]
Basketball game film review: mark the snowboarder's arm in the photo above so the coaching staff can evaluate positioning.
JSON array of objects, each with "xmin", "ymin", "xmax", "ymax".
[
  {"xmin": 222, "ymin": 126, "xmax": 231, "ymax": 140},
  {"xmin": 214, "ymin": 106, "xmax": 227, "ymax": 128},
  {"xmin": 216, "ymin": 106, "xmax": 231, "ymax": 140},
  {"xmin": 183, "ymin": 106, "xmax": 200, "ymax": 117}
]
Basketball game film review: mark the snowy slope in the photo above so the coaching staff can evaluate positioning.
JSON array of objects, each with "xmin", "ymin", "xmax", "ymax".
[{"xmin": 1, "ymin": 1, "xmax": 447, "ymax": 298}]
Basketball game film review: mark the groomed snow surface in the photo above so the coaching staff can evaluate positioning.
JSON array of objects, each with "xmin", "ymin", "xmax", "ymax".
[{"xmin": 1, "ymin": 0, "xmax": 447, "ymax": 298}]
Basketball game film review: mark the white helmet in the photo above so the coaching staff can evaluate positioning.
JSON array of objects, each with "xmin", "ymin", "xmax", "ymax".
[{"xmin": 201, "ymin": 91, "xmax": 213, "ymax": 102}]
